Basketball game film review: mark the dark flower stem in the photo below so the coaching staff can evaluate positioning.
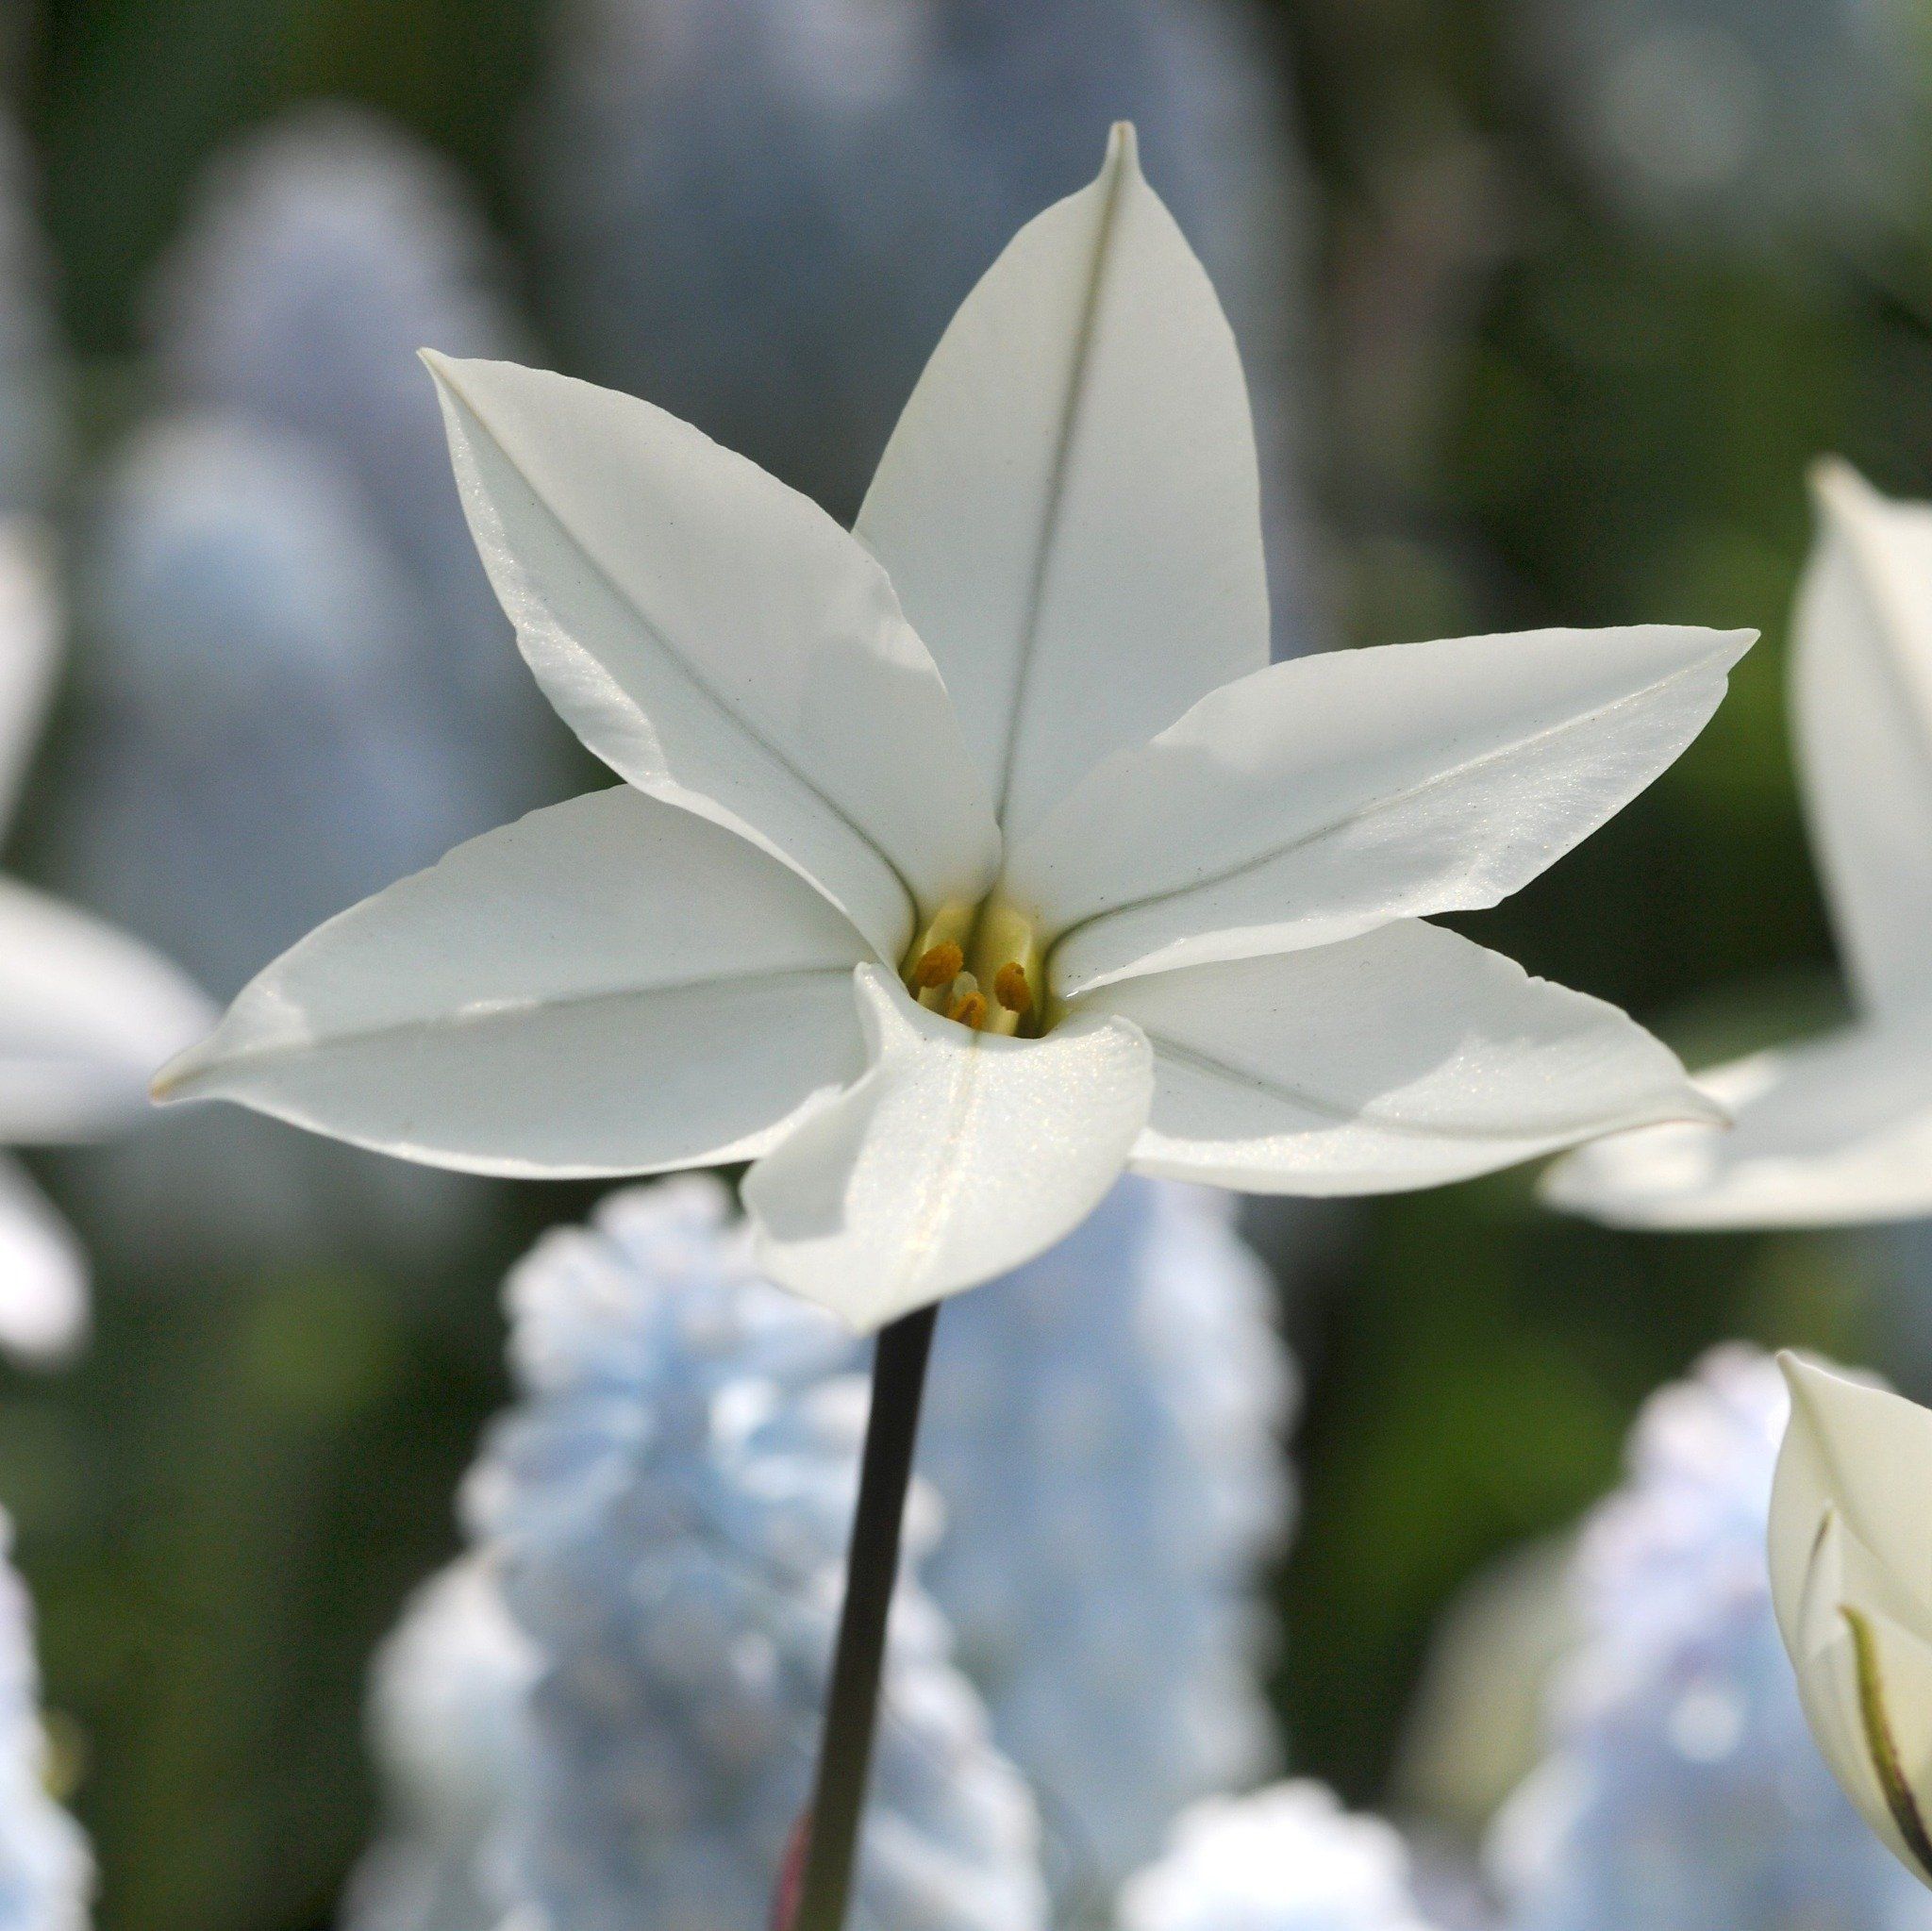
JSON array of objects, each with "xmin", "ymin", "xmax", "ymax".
[{"xmin": 785, "ymin": 1304, "xmax": 942, "ymax": 1931}]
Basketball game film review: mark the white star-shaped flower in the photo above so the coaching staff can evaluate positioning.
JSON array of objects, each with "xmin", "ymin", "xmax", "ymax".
[
  {"xmin": 157, "ymin": 127, "xmax": 1743, "ymax": 1330},
  {"xmin": 1546, "ymin": 462, "xmax": 1932, "ymax": 1227},
  {"xmin": 0, "ymin": 524, "xmax": 214, "ymax": 1358}
]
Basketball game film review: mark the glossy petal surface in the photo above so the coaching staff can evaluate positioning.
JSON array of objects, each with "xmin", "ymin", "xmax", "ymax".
[
  {"xmin": 427, "ymin": 353, "xmax": 997, "ymax": 958},
  {"xmin": 1542, "ymin": 1018, "xmax": 1932, "ymax": 1228},
  {"xmin": 857, "ymin": 125, "xmax": 1267, "ymax": 841},
  {"xmin": 1795, "ymin": 465, "xmax": 1932, "ymax": 1017},
  {"xmin": 155, "ymin": 788, "xmax": 871, "ymax": 1176},
  {"xmin": 1016, "ymin": 624, "xmax": 1750, "ymax": 993},
  {"xmin": 743, "ymin": 966, "xmax": 1153, "ymax": 1328},
  {"xmin": 1080, "ymin": 921, "xmax": 1714, "ymax": 1193}
]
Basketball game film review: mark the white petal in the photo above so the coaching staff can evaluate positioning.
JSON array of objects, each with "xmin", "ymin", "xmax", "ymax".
[
  {"xmin": 742, "ymin": 965, "xmax": 1153, "ymax": 1330},
  {"xmin": 1076, "ymin": 921, "xmax": 1716, "ymax": 1194},
  {"xmin": 0, "ymin": 1158, "xmax": 86, "ymax": 1363},
  {"xmin": 0, "ymin": 523, "xmax": 57, "ymax": 837},
  {"xmin": 154, "ymin": 788, "xmax": 873, "ymax": 1177},
  {"xmin": 1794, "ymin": 464, "xmax": 1932, "ymax": 1018},
  {"xmin": 0, "ymin": 880, "xmax": 213, "ymax": 1142},
  {"xmin": 1541, "ymin": 1016, "xmax": 1932, "ymax": 1228},
  {"xmin": 425, "ymin": 353, "xmax": 998, "ymax": 961},
  {"xmin": 856, "ymin": 124, "xmax": 1268, "ymax": 842},
  {"xmin": 1777, "ymin": 1513, "xmax": 1932, "ymax": 1876},
  {"xmin": 1786, "ymin": 1514, "xmax": 1932, "ymax": 1886},
  {"xmin": 1771, "ymin": 1356, "xmax": 1932, "ymax": 1644},
  {"xmin": 1015, "ymin": 624, "xmax": 1752, "ymax": 995}
]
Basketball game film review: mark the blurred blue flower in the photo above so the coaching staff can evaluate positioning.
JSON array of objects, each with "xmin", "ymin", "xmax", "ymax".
[
  {"xmin": 351, "ymin": 1174, "xmax": 1296, "ymax": 1931},
  {"xmin": 1489, "ymin": 1344, "xmax": 1932, "ymax": 1931},
  {"xmin": 44, "ymin": 107, "xmax": 565, "ymax": 1267},
  {"xmin": 1517, "ymin": 0, "xmax": 1924, "ymax": 245},
  {"xmin": 0, "ymin": 1513, "xmax": 91, "ymax": 1931},
  {"xmin": 460, "ymin": 1175, "xmax": 1051, "ymax": 1931},
  {"xmin": 1114, "ymin": 1782, "xmax": 1442, "ymax": 1931},
  {"xmin": 342, "ymin": 1556, "xmax": 540, "ymax": 1931},
  {"xmin": 149, "ymin": 105, "xmax": 548, "ymax": 780},
  {"xmin": 66, "ymin": 419, "xmax": 475, "ymax": 994},
  {"xmin": 529, "ymin": 0, "xmax": 1321, "ymax": 654},
  {"xmin": 921, "ymin": 1177, "xmax": 1294, "ymax": 1913}
]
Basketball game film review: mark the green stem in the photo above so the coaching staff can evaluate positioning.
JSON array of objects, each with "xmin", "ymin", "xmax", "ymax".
[{"xmin": 785, "ymin": 1304, "xmax": 941, "ymax": 1931}]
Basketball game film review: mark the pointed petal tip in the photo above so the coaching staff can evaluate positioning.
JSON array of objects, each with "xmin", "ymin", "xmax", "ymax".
[
  {"xmin": 1107, "ymin": 121, "xmax": 1141, "ymax": 167},
  {"xmin": 149, "ymin": 1035, "xmax": 217, "ymax": 1107},
  {"xmin": 1809, "ymin": 456, "xmax": 1887, "ymax": 530}
]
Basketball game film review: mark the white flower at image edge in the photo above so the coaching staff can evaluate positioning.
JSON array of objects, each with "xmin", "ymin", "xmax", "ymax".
[
  {"xmin": 1768, "ymin": 1353, "xmax": 1932, "ymax": 1890},
  {"xmin": 1547, "ymin": 463, "xmax": 1932, "ymax": 1226},
  {"xmin": 0, "ymin": 524, "xmax": 211, "ymax": 1359},
  {"xmin": 156, "ymin": 125, "xmax": 1743, "ymax": 1331}
]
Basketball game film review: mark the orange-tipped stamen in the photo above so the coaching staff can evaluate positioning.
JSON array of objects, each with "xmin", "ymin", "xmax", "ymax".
[
  {"xmin": 992, "ymin": 962, "xmax": 1032, "ymax": 1017},
  {"xmin": 947, "ymin": 990, "xmax": 989, "ymax": 1029},
  {"xmin": 910, "ymin": 941, "xmax": 965, "ymax": 990}
]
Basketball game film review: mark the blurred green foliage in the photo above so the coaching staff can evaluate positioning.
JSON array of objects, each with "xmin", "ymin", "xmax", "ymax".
[{"xmin": 6, "ymin": 1, "xmax": 1932, "ymax": 1926}]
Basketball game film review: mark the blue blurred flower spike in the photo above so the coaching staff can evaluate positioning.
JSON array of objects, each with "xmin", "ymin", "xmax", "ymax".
[
  {"xmin": 1114, "ymin": 1782, "xmax": 1444, "ymax": 1931},
  {"xmin": 440, "ymin": 1176, "xmax": 1049, "ymax": 1931},
  {"xmin": 922, "ymin": 1175, "xmax": 1295, "ymax": 1912},
  {"xmin": 530, "ymin": 0, "xmax": 1323, "ymax": 657},
  {"xmin": 1489, "ymin": 1345, "xmax": 1932, "ymax": 1931}
]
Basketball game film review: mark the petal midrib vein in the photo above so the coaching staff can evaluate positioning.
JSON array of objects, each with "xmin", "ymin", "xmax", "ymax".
[
  {"xmin": 450, "ymin": 378, "xmax": 921, "ymax": 921},
  {"xmin": 1144, "ymin": 1032, "xmax": 1669, "ymax": 1143},
  {"xmin": 216, "ymin": 964, "xmax": 858, "ymax": 1073},
  {"xmin": 1054, "ymin": 653, "xmax": 1719, "ymax": 950},
  {"xmin": 991, "ymin": 154, "xmax": 1131, "ymax": 826}
]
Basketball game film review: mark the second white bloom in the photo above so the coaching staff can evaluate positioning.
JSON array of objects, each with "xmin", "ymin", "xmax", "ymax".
[{"xmin": 158, "ymin": 126, "xmax": 1744, "ymax": 1329}]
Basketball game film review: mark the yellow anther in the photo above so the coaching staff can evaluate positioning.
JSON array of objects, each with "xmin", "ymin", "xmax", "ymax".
[
  {"xmin": 947, "ymin": 991, "xmax": 989, "ymax": 1029},
  {"xmin": 910, "ymin": 941, "xmax": 965, "ymax": 990},
  {"xmin": 992, "ymin": 962, "xmax": 1032, "ymax": 1017}
]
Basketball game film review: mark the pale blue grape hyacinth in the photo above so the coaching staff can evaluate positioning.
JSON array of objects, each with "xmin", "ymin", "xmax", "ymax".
[
  {"xmin": 144, "ymin": 105, "xmax": 558, "ymax": 822},
  {"xmin": 341, "ymin": 1556, "xmax": 539, "ymax": 1931},
  {"xmin": 0, "ymin": 1514, "xmax": 90, "ymax": 1931},
  {"xmin": 69, "ymin": 420, "xmax": 475, "ymax": 994},
  {"xmin": 530, "ymin": 0, "xmax": 1320, "ymax": 655},
  {"xmin": 1490, "ymin": 1345, "xmax": 1932, "ymax": 1931},
  {"xmin": 46, "ymin": 418, "xmax": 483, "ymax": 1265},
  {"xmin": 922, "ymin": 1177, "xmax": 1294, "ymax": 1915},
  {"xmin": 1115, "ymin": 1783, "xmax": 1441, "ymax": 1931},
  {"xmin": 460, "ymin": 1177, "xmax": 1051, "ymax": 1931}
]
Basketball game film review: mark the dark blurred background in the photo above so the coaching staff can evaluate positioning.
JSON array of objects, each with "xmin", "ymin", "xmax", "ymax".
[{"xmin": 4, "ymin": 1, "xmax": 1931, "ymax": 1926}]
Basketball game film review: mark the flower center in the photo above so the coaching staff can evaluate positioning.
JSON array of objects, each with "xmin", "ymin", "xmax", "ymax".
[{"xmin": 902, "ymin": 900, "xmax": 1045, "ymax": 1038}]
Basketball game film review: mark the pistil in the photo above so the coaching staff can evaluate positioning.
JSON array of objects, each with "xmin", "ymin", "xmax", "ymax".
[{"xmin": 902, "ymin": 900, "xmax": 1045, "ymax": 1037}]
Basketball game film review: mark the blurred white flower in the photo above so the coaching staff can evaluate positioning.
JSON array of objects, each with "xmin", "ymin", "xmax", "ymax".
[
  {"xmin": 921, "ymin": 1177, "xmax": 1292, "ymax": 1910},
  {"xmin": 1490, "ymin": 1346, "xmax": 1932, "ymax": 1931},
  {"xmin": 1115, "ymin": 1783, "xmax": 1441, "ymax": 1931},
  {"xmin": 0, "ymin": 525, "xmax": 212, "ymax": 1358},
  {"xmin": 459, "ymin": 1176, "xmax": 1050, "ymax": 1931},
  {"xmin": 531, "ymin": 0, "xmax": 1323, "ymax": 657},
  {"xmin": 341, "ymin": 1556, "xmax": 540, "ymax": 1931},
  {"xmin": 0, "ymin": 1511, "xmax": 90, "ymax": 1931},
  {"xmin": 1547, "ymin": 465, "xmax": 1932, "ymax": 1227},
  {"xmin": 161, "ymin": 128, "xmax": 1735, "ymax": 1327},
  {"xmin": 1767, "ymin": 1352, "xmax": 1932, "ymax": 1892},
  {"xmin": 1517, "ymin": 0, "xmax": 1923, "ymax": 245}
]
